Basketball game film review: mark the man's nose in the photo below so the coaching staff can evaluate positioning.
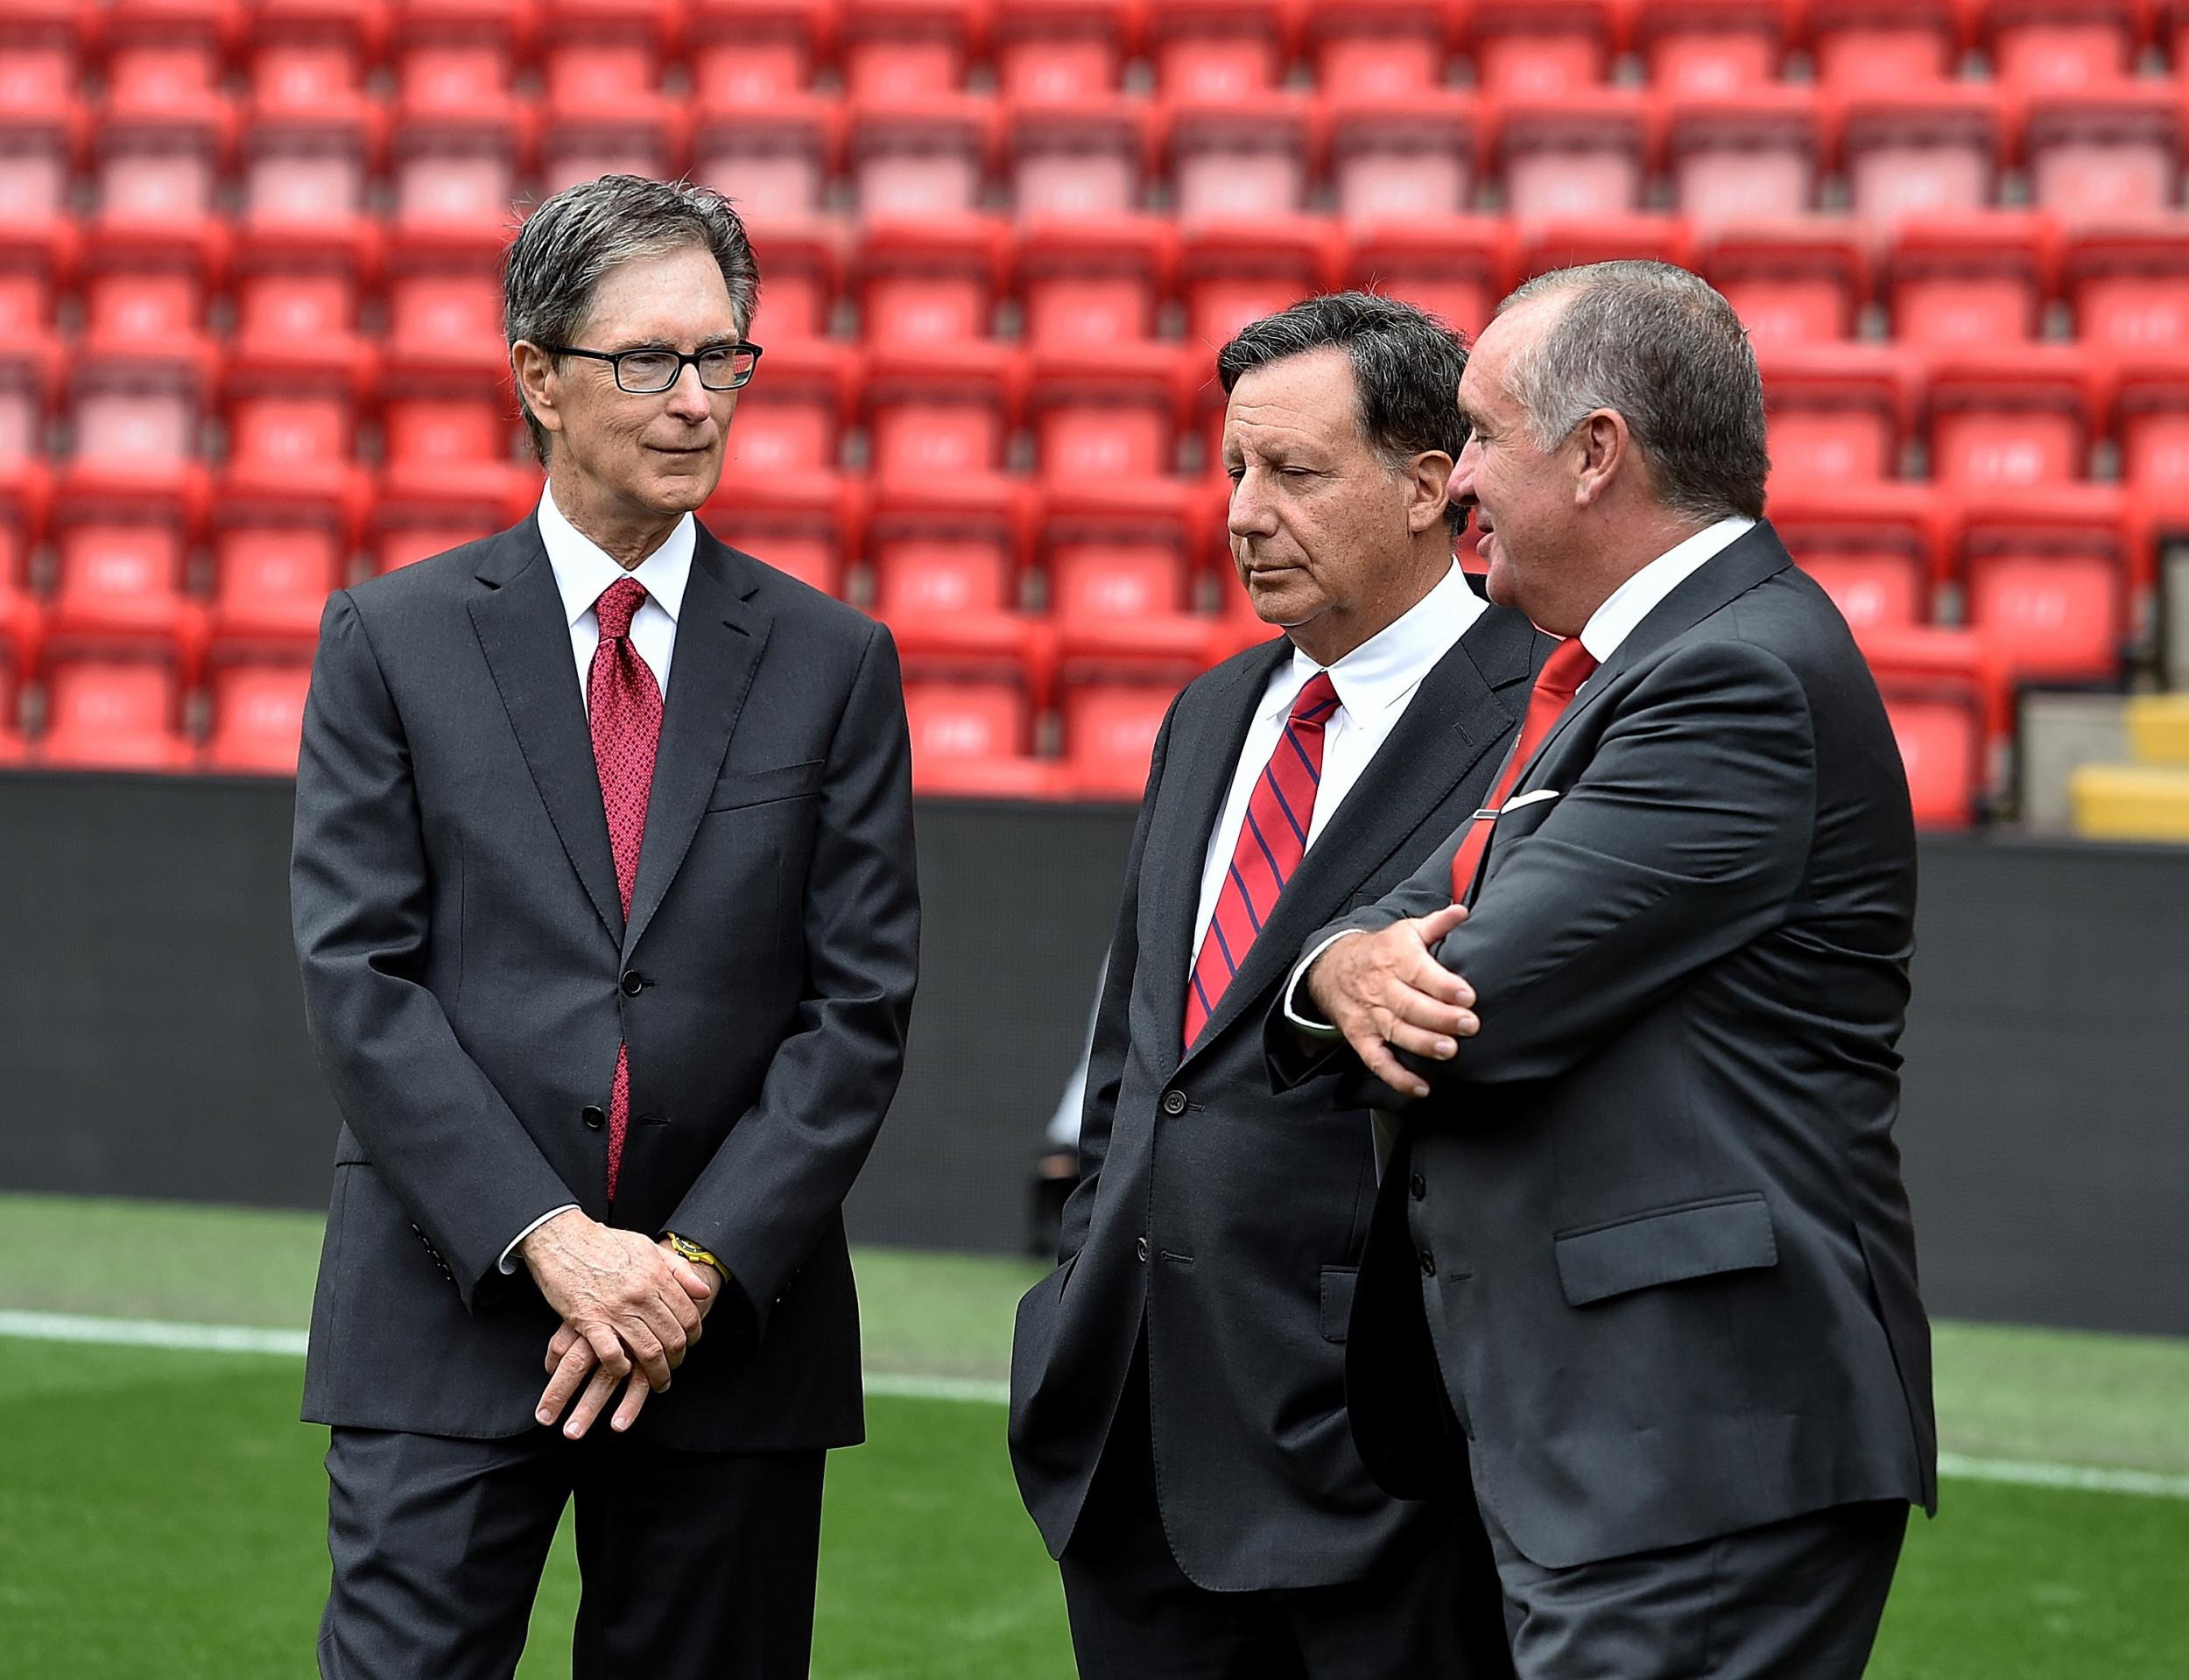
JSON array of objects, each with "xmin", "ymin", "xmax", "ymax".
[
  {"xmin": 1228, "ymin": 471, "xmax": 1276, "ymax": 540},
  {"xmin": 1447, "ymin": 440, "xmax": 1480, "ymax": 507},
  {"xmin": 665, "ymin": 362, "xmax": 713, "ymax": 420}
]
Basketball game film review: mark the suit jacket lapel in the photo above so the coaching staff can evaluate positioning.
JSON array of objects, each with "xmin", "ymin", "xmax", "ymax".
[
  {"xmin": 1183, "ymin": 606, "xmax": 1542, "ymax": 1064},
  {"xmin": 469, "ymin": 519, "xmax": 623, "ymax": 942},
  {"xmin": 623, "ymin": 531, "xmax": 771, "ymax": 959}
]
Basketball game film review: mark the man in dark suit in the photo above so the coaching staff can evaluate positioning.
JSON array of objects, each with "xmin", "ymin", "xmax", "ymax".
[
  {"xmin": 1010, "ymin": 293, "xmax": 1542, "ymax": 1678},
  {"xmin": 1275, "ymin": 262, "xmax": 1936, "ymax": 1677},
  {"xmin": 292, "ymin": 175, "xmax": 918, "ymax": 1678}
]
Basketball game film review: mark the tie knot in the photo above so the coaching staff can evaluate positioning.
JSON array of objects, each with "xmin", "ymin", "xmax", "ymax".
[
  {"xmin": 595, "ymin": 577, "xmax": 648, "ymax": 642},
  {"xmin": 1291, "ymin": 672, "xmax": 1340, "ymax": 728},
  {"xmin": 1538, "ymin": 636, "xmax": 1598, "ymax": 702}
]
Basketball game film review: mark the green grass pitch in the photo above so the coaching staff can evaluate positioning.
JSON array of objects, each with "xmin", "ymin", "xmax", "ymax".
[{"xmin": 3, "ymin": 1193, "xmax": 2187, "ymax": 1677}]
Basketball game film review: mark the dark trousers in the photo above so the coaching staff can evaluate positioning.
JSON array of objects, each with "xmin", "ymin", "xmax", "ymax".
[
  {"xmin": 318, "ymin": 1423, "xmax": 826, "ymax": 1680},
  {"xmin": 1480, "ymin": 1495, "xmax": 1909, "ymax": 1680},
  {"xmin": 1060, "ymin": 1342, "xmax": 1517, "ymax": 1680}
]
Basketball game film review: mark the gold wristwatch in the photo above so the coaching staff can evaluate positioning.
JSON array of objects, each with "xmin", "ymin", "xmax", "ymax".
[{"xmin": 665, "ymin": 1233, "xmax": 729, "ymax": 1287}]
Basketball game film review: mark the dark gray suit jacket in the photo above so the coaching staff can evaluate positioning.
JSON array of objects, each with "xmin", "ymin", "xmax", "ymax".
[
  {"xmin": 292, "ymin": 515, "xmax": 919, "ymax": 1452},
  {"xmin": 1010, "ymin": 600, "xmax": 1549, "ymax": 1592},
  {"xmin": 1270, "ymin": 524, "xmax": 1937, "ymax": 1571}
]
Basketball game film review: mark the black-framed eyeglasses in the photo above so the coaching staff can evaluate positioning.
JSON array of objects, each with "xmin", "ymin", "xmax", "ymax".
[{"xmin": 542, "ymin": 341, "xmax": 764, "ymax": 394}]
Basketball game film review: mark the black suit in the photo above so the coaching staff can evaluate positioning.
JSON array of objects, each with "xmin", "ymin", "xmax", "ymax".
[
  {"xmin": 1273, "ymin": 526, "xmax": 1936, "ymax": 1676},
  {"xmin": 292, "ymin": 515, "xmax": 919, "ymax": 1676},
  {"xmin": 1010, "ymin": 596, "xmax": 1546, "ymax": 1676}
]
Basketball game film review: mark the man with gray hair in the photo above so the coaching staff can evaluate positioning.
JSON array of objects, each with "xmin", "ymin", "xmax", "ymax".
[
  {"xmin": 1011, "ymin": 292, "xmax": 1544, "ymax": 1679},
  {"xmin": 292, "ymin": 174, "xmax": 919, "ymax": 1677},
  {"xmin": 1273, "ymin": 261, "xmax": 1936, "ymax": 1676}
]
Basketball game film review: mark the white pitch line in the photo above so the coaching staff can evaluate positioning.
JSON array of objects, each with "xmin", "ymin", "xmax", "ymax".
[{"xmin": 5, "ymin": 1311, "xmax": 2185, "ymax": 1500}]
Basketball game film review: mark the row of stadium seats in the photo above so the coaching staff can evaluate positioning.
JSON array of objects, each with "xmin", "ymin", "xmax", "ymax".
[
  {"xmin": 7, "ymin": 79, "xmax": 2187, "ymax": 229},
  {"xmin": 8, "ymin": 0, "xmax": 2184, "ymax": 112}
]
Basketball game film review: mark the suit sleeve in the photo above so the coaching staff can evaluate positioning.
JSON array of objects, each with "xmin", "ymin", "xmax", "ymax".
[
  {"xmin": 1377, "ymin": 636, "xmax": 1816, "ymax": 1106},
  {"xmin": 661, "ymin": 620, "xmax": 920, "ymax": 1333},
  {"xmin": 1053, "ymin": 693, "xmax": 1179, "ymax": 1265},
  {"xmin": 291, "ymin": 591, "xmax": 579, "ymax": 1308}
]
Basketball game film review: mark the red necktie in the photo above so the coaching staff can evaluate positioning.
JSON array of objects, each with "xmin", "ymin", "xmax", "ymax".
[
  {"xmin": 1183, "ymin": 672, "xmax": 1340, "ymax": 1052},
  {"xmin": 1447, "ymin": 636, "xmax": 1598, "ymax": 903},
  {"xmin": 588, "ymin": 576, "xmax": 662, "ymax": 1202}
]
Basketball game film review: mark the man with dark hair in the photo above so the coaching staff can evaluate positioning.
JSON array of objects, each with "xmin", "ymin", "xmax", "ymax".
[
  {"xmin": 1275, "ymin": 261, "xmax": 1935, "ymax": 1677},
  {"xmin": 1010, "ymin": 291, "xmax": 1540, "ymax": 1679},
  {"xmin": 292, "ymin": 174, "xmax": 919, "ymax": 1677}
]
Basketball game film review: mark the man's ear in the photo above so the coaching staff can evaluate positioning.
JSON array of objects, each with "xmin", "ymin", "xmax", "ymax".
[
  {"xmin": 1404, "ymin": 450, "xmax": 1456, "ymax": 535},
  {"xmin": 1570, "ymin": 410, "xmax": 1629, "ymax": 510},
  {"xmin": 510, "ymin": 341, "xmax": 566, "ymax": 443}
]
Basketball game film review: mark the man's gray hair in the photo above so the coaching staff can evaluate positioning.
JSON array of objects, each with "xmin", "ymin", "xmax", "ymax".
[
  {"xmin": 1216, "ymin": 292, "xmax": 1472, "ymax": 537},
  {"xmin": 1497, "ymin": 261, "xmax": 1769, "ymax": 523},
  {"xmin": 503, "ymin": 174, "xmax": 760, "ymax": 464}
]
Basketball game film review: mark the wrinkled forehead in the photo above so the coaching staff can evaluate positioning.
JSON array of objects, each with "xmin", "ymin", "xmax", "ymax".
[
  {"xmin": 574, "ymin": 244, "xmax": 745, "ymax": 344},
  {"xmin": 1221, "ymin": 348, "xmax": 1362, "ymax": 456}
]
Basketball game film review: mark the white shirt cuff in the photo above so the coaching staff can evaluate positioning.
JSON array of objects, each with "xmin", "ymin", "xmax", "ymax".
[
  {"xmin": 1283, "ymin": 931, "xmax": 1366, "ymax": 1040},
  {"xmin": 500, "ymin": 1205, "xmax": 581, "ymax": 1275}
]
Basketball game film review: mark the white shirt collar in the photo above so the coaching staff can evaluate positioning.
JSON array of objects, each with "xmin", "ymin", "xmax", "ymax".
[
  {"xmin": 1578, "ymin": 516, "xmax": 1756, "ymax": 664},
  {"xmin": 1274, "ymin": 562, "xmax": 1488, "ymax": 724},
  {"xmin": 537, "ymin": 486, "xmax": 695, "ymax": 629}
]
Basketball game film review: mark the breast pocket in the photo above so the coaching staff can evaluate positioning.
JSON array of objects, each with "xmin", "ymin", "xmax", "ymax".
[{"xmin": 706, "ymin": 757, "xmax": 825, "ymax": 812}]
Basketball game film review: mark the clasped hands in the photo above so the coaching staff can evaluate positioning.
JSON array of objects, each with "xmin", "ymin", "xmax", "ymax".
[
  {"xmin": 1305, "ymin": 903, "xmax": 1482, "ymax": 1100},
  {"xmin": 517, "ymin": 1208, "xmax": 721, "ymax": 1440}
]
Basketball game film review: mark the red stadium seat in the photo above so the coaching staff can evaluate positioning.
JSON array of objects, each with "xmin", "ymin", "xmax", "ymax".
[
  {"xmin": 1307, "ymin": 1, "xmax": 1459, "ymax": 100},
  {"xmin": 1666, "ymin": 89, "xmax": 1825, "ymax": 229},
  {"xmin": 692, "ymin": 95, "xmax": 839, "ymax": 220},
  {"xmin": 388, "ymin": 0, "xmax": 530, "ymax": 113},
  {"xmin": 240, "ymin": 103, "xmax": 379, "ymax": 232},
  {"xmin": 1883, "ymin": 213, "xmax": 2058, "ymax": 347},
  {"xmin": 1925, "ymin": 347, "xmax": 2097, "ymax": 488},
  {"xmin": 1059, "ymin": 654, "xmax": 1198, "ymax": 798},
  {"xmin": 892, "ymin": 610, "xmax": 1052, "ymax": 790},
  {"xmin": 725, "ymin": 338, "xmax": 859, "ymax": 474},
  {"xmin": 1040, "ymin": 477, "xmax": 1200, "ymax": 630},
  {"xmin": 841, "ymin": 0, "xmax": 989, "ymax": 98},
  {"xmin": 245, "ymin": 0, "xmax": 384, "ymax": 114},
  {"xmin": 862, "ymin": 342, "xmax": 1027, "ymax": 481},
  {"xmin": 538, "ymin": 0, "xmax": 672, "ymax": 105},
  {"xmin": 230, "ymin": 221, "xmax": 380, "ymax": 353},
  {"xmin": 80, "ymin": 222, "xmax": 226, "ymax": 344},
  {"xmin": 1028, "ymin": 343, "xmax": 1190, "ymax": 483},
  {"xmin": 0, "ymin": 221, "xmax": 74, "ymax": 342},
  {"xmin": 1326, "ymin": 94, "xmax": 1481, "ymax": 227},
  {"xmin": 688, "ymin": 1, "xmax": 834, "ymax": 103},
  {"xmin": 1838, "ymin": 85, "xmax": 2006, "ymax": 232},
  {"xmin": 377, "ymin": 348, "xmax": 511, "ymax": 469},
  {"xmin": 1951, "ymin": 488, "xmax": 2134, "ymax": 682},
  {"xmin": 0, "ymin": 92, "xmax": 74, "ymax": 229},
  {"xmin": 538, "ymin": 99, "xmax": 682, "ymax": 200},
  {"xmin": 1148, "ymin": 0, "xmax": 1298, "ymax": 101},
  {"xmin": 848, "ymin": 94, "xmax": 998, "ymax": 219},
  {"xmin": 202, "ymin": 652, "xmax": 317, "ymax": 775},
  {"xmin": 1464, "ymin": 0, "xmax": 1617, "ymax": 98},
  {"xmin": 1768, "ymin": 480, "xmax": 1940, "ymax": 630},
  {"xmin": 37, "ymin": 642, "xmax": 194, "ymax": 771},
  {"xmin": 208, "ymin": 471, "xmax": 361, "ymax": 645},
  {"xmin": 2023, "ymin": 85, "xmax": 2182, "ymax": 223},
  {"xmin": 855, "ymin": 216, "xmax": 1011, "ymax": 343},
  {"xmin": 101, "ymin": 0, "xmax": 236, "ymax": 112},
  {"xmin": 1632, "ymin": 0, "xmax": 1792, "ymax": 94},
  {"xmin": 2066, "ymin": 221, "xmax": 2189, "ymax": 351},
  {"xmin": 1855, "ymin": 625, "xmax": 2002, "ymax": 829},
  {"xmin": 993, "ymin": 0, "xmax": 1139, "ymax": 102},
  {"xmin": 390, "ymin": 104, "xmax": 527, "ymax": 229},
  {"xmin": 1496, "ymin": 90, "xmax": 1654, "ymax": 223},
  {"xmin": 868, "ymin": 474, "xmax": 1031, "ymax": 616},
  {"xmin": 1697, "ymin": 220, "xmax": 1868, "ymax": 345},
  {"xmin": 743, "ymin": 219, "xmax": 844, "ymax": 341},
  {"xmin": 1177, "ymin": 220, "xmax": 1336, "ymax": 354},
  {"xmin": 1005, "ymin": 96, "xmax": 1155, "ymax": 220},
  {"xmin": 49, "ymin": 465, "xmax": 207, "ymax": 641},
  {"xmin": 2111, "ymin": 353, "xmax": 2189, "ymax": 491},
  {"xmin": 1016, "ymin": 215, "xmax": 1174, "ymax": 348},
  {"xmin": 1806, "ymin": 0, "xmax": 1967, "ymax": 93},
  {"xmin": 1756, "ymin": 342, "xmax": 1912, "ymax": 482},
  {"xmin": 1165, "ymin": 95, "xmax": 1316, "ymax": 226},
  {"xmin": 0, "ymin": 2, "xmax": 87, "ymax": 113},
  {"xmin": 224, "ymin": 343, "xmax": 374, "ymax": 478},
  {"xmin": 70, "ymin": 339, "xmax": 218, "ymax": 468},
  {"xmin": 383, "ymin": 225, "xmax": 506, "ymax": 365},
  {"xmin": 700, "ymin": 469, "xmax": 862, "ymax": 597},
  {"xmin": 1515, "ymin": 217, "xmax": 1693, "ymax": 285},
  {"xmin": 0, "ymin": 339, "xmax": 60, "ymax": 470},
  {"xmin": 1343, "ymin": 219, "xmax": 1512, "ymax": 342},
  {"xmin": 1980, "ymin": 0, "xmax": 2146, "ymax": 90},
  {"xmin": 92, "ymin": 92, "xmax": 234, "ymax": 233},
  {"xmin": 371, "ymin": 461, "xmax": 532, "ymax": 574}
]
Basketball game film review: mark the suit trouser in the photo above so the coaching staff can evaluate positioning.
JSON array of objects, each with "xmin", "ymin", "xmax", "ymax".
[
  {"xmin": 1478, "ymin": 1494, "xmax": 1909, "ymax": 1680},
  {"xmin": 1059, "ymin": 1339, "xmax": 1517, "ymax": 1680},
  {"xmin": 318, "ymin": 1423, "xmax": 825, "ymax": 1680}
]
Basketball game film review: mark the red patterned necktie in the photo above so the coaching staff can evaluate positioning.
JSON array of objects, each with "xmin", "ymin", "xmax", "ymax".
[
  {"xmin": 1447, "ymin": 636, "xmax": 1598, "ymax": 903},
  {"xmin": 1183, "ymin": 671, "xmax": 1341, "ymax": 1052},
  {"xmin": 588, "ymin": 575, "xmax": 662, "ymax": 1202}
]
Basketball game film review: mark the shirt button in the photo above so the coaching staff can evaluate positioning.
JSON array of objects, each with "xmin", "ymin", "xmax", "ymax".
[
  {"xmin": 1136, "ymin": 1236, "xmax": 1150, "ymax": 1262},
  {"xmin": 1409, "ymin": 1174, "xmax": 1427, "ymax": 1201},
  {"xmin": 620, "ymin": 971, "xmax": 645, "ymax": 996},
  {"xmin": 1160, "ymin": 1090, "xmax": 1187, "ymax": 1115},
  {"xmin": 581, "ymin": 1105, "xmax": 606, "ymax": 1130},
  {"xmin": 1418, "ymin": 1248, "xmax": 1436, "ymax": 1277}
]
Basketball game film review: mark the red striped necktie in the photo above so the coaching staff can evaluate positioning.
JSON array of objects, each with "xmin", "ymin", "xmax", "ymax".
[
  {"xmin": 588, "ymin": 576, "xmax": 662, "ymax": 1202},
  {"xmin": 1447, "ymin": 636, "xmax": 1597, "ymax": 903},
  {"xmin": 1183, "ymin": 671, "xmax": 1341, "ymax": 1052}
]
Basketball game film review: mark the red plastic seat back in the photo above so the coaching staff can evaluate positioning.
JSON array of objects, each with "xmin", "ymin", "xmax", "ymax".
[
  {"xmin": 1051, "ymin": 538, "xmax": 1188, "ymax": 624},
  {"xmin": 869, "ymin": 395, "xmax": 1010, "ymax": 478},
  {"xmin": 1895, "ymin": 272, "xmax": 2038, "ymax": 346},
  {"xmin": 382, "ymin": 388, "xmax": 507, "ymax": 466},
  {"xmin": 1768, "ymin": 407, "xmax": 1897, "ymax": 481},
  {"xmin": 386, "ymin": 271, "xmax": 505, "ymax": 358},
  {"xmin": 728, "ymin": 390, "xmax": 841, "ymax": 474},
  {"xmin": 1989, "ymin": 15, "xmax": 2135, "ymax": 89},
  {"xmin": 211, "ymin": 519, "xmax": 345, "ymax": 640},
  {"xmin": 236, "ymin": 270, "xmax": 361, "ymax": 346},
  {"xmin": 53, "ymin": 515, "xmax": 188, "ymax": 636},
  {"xmin": 2121, "ymin": 406, "xmax": 2189, "ymax": 490},
  {"xmin": 1471, "ymin": 14, "xmax": 1609, "ymax": 96},
  {"xmin": 873, "ymin": 531, "xmax": 1015, "ymax": 615},
  {"xmin": 1062, "ymin": 671, "xmax": 1187, "ymax": 796},
  {"xmin": 1880, "ymin": 692, "xmax": 1981, "ymax": 827},
  {"xmin": 1967, "ymin": 554, "xmax": 2120, "ymax": 679},
  {"xmin": 40, "ymin": 650, "xmax": 187, "ymax": 769},
  {"xmin": 1316, "ymin": 27, "xmax": 1445, "ymax": 100},
  {"xmin": 2077, "ymin": 272, "xmax": 2189, "ymax": 351},
  {"xmin": 903, "ymin": 673, "xmax": 1031, "ymax": 763},
  {"xmin": 1798, "ymin": 554, "xmax": 1925, "ymax": 630},
  {"xmin": 204, "ymin": 657, "xmax": 314, "ymax": 774}
]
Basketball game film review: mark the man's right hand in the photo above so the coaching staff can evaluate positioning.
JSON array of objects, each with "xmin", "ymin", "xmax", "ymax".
[
  {"xmin": 518, "ymin": 1209, "xmax": 705, "ymax": 1430},
  {"xmin": 1304, "ymin": 904, "xmax": 1479, "ymax": 1100}
]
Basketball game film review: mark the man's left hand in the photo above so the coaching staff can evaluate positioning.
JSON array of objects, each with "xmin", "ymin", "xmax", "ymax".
[{"xmin": 538, "ymin": 1243, "xmax": 721, "ymax": 1439}]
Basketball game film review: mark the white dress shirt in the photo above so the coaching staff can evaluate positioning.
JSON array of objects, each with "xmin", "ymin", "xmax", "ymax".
[
  {"xmin": 498, "ymin": 489, "xmax": 700, "ymax": 1273},
  {"xmin": 1190, "ymin": 563, "xmax": 1487, "ymax": 967}
]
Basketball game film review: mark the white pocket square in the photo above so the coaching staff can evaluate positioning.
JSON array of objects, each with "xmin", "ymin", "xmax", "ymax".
[{"xmin": 1499, "ymin": 788, "xmax": 1562, "ymax": 812}]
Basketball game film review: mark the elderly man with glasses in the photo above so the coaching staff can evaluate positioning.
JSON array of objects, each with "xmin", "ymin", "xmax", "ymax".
[{"xmin": 292, "ymin": 173, "xmax": 919, "ymax": 1679}]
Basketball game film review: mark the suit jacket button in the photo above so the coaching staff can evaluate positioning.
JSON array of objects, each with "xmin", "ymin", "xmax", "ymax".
[
  {"xmin": 1418, "ymin": 1248, "xmax": 1436, "ymax": 1277},
  {"xmin": 581, "ymin": 1105, "xmax": 606, "ymax": 1130},
  {"xmin": 1409, "ymin": 1174, "xmax": 1427, "ymax": 1201},
  {"xmin": 1160, "ymin": 1089, "xmax": 1186, "ymax": 1115},
  {"xmin": 1135, "ymin": 1236, "xmax": 1150, "ymax": 1262},
  {"xmin": 620, "ymin": 971, "xmax": 644, "ymax": 996}
]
